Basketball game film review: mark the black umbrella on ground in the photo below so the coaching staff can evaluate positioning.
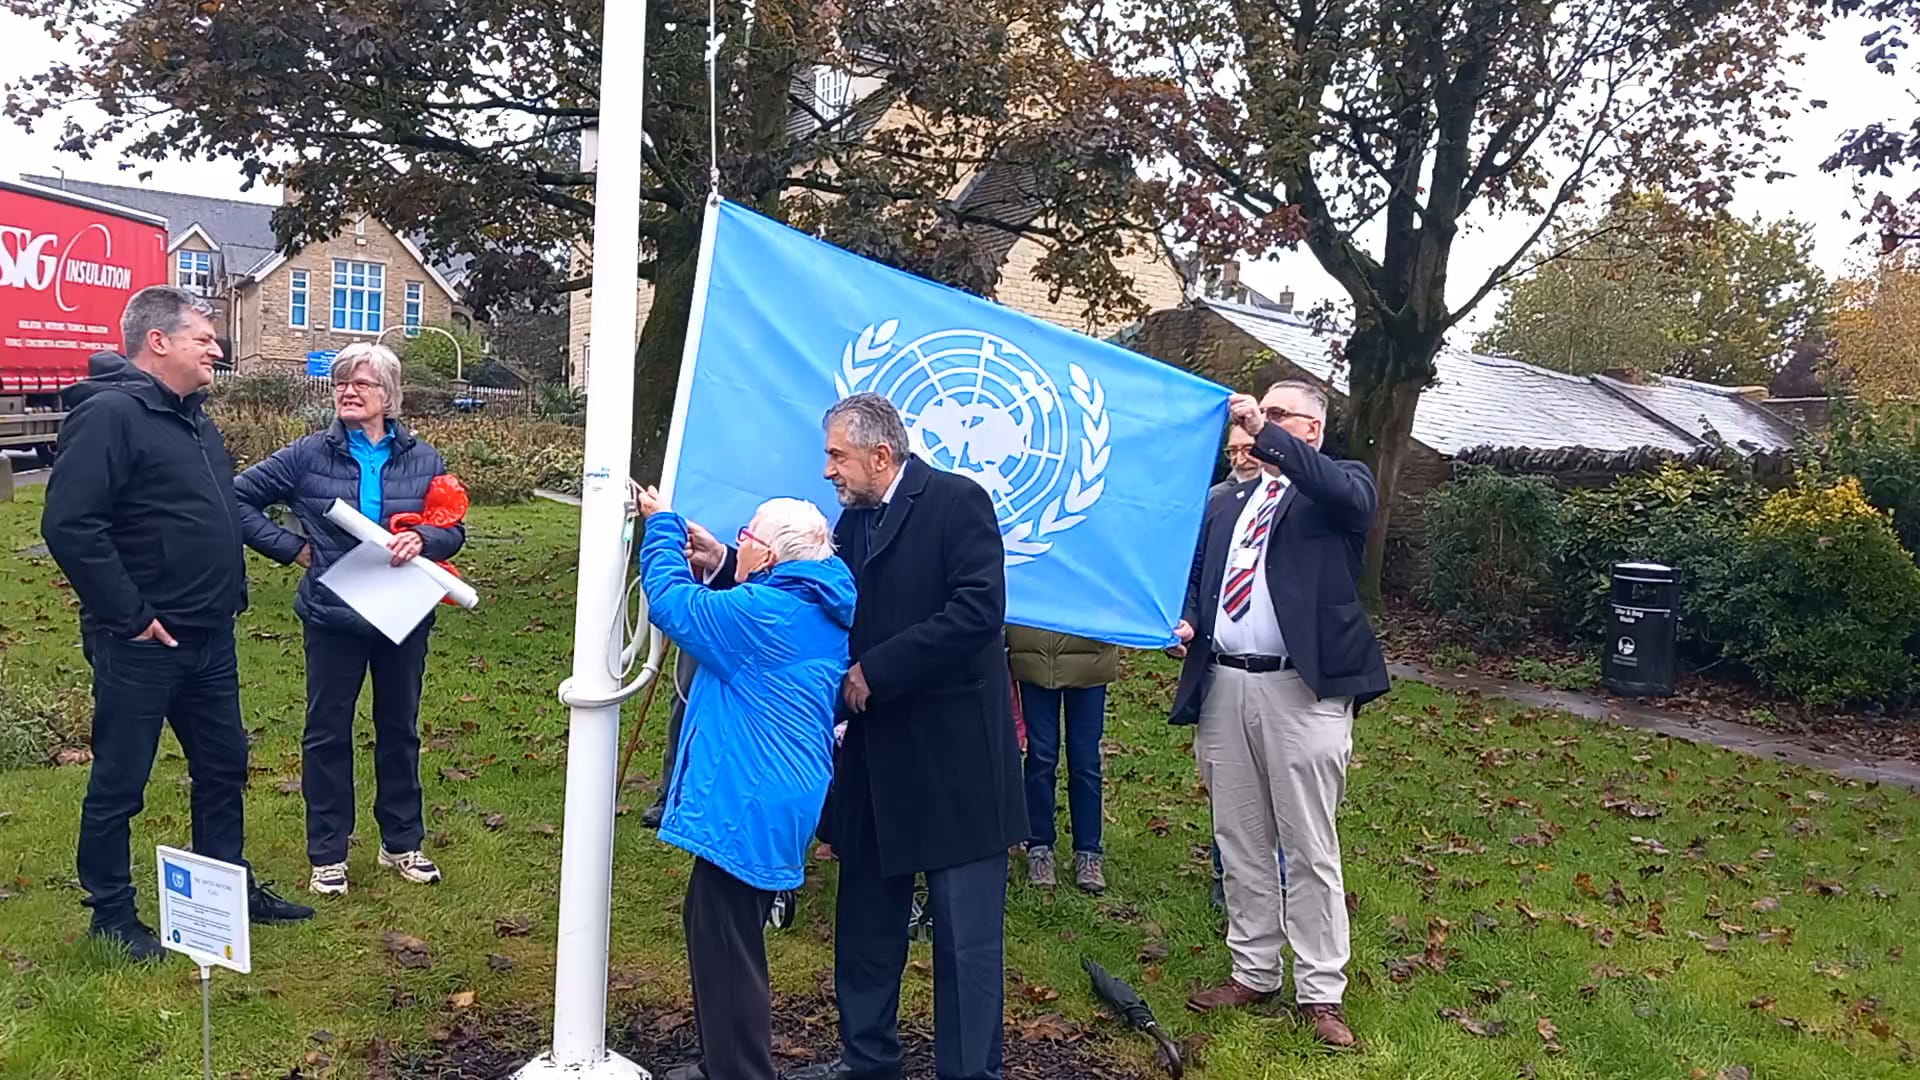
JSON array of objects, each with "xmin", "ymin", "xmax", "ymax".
[{"xmin": 1081, "ymin": 956, "xmax": 1183, "ymax": 1078}]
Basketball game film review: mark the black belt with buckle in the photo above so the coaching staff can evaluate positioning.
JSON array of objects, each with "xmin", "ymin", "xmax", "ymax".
[{"xmin": 1214, "ymin": 653, "xmax": 1293, "ymax": 673}]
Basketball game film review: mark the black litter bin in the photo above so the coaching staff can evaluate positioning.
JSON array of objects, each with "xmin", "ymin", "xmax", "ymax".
[{"xmin": 1604, "ymin": 562, "xmax": 1679, "ymax": 696}]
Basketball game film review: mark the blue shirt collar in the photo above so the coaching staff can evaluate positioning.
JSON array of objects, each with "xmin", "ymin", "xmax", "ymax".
[{"xmin": 347, "ymin": 425, "xmax": 394, "ymax": 451}]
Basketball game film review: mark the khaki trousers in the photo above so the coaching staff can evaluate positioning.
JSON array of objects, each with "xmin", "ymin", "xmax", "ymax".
[{"xmin": 1196, "ymin": 665, "xmax": 1353, "ymax": 1002}]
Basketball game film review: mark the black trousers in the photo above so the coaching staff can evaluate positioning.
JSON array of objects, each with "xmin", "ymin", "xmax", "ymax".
[
  {"xmin": 685, "ymin": 857, "xmax": 776, "ymax": 1080},
  {"xmin": 77, "ymin": 623, "xmax": 248, "ymax": 919},
  {"xmin": 834, "ymin": 804, "xmax": 1007, "ymax": 1080},
  {"xmin": 651, "ymin": 652, "xmax": 699, "ymax": 807},
  {"xmin": 302, "ymin": 621, "xmax": 431, "ymax": 865}
]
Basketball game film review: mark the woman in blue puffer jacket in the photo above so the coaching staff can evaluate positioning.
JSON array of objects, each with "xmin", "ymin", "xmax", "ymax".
[
  {"xmin": 232, "ymin": 343, "xmax": 463, "ymax": 899},
  {"xmin": 632, "ymin": 485, "xmax": 852, "ymax": 1080}
]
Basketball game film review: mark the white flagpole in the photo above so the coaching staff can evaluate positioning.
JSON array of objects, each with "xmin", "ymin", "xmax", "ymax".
[{"xmin": 515, "ymin": 0, "xmax": 651, "ymax": 1075}]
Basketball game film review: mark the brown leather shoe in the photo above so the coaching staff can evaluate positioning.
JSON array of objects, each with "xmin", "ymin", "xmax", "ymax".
[
  {"xmin": 1186, "ymin": 978, "xmax": 1273, "ymax": 1013},
  {"xmin": 1299, "ymin": 1002, "xmax": 1356, "ymax": 1047}
]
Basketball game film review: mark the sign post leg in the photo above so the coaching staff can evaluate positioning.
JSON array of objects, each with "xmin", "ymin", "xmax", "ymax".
[{"xmin": 199, "ymin": 965, "xmax": 213, "ymax": 1080}]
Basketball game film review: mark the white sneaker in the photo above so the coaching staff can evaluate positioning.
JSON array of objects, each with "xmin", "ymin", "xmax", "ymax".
[
  {"xmin": 378, "ymin": 848, "xmax": 442, "ymax": 885},
  {"xmin": 309, "ymin": 862, "xmax": 349, "ymax": 896}
]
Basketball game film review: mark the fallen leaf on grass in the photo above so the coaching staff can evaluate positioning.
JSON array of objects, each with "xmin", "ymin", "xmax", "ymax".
[
  {"xmin": 382, "ymin": 931, "xmax": 431, "ymax": 969},
  {"xmin": 1703, "ymin": 935, "xmax": 1730, "ymax": 954},
  {"xmin": 1145, "ymin": 816, "xmax": 1171, "ymax": 837},
  {"xmin": 53, "ymin": 748, "xmax": 92, "ymax": 766},
  {"xmin": 487, "ymin": 954, "xmax": 514, "ymax": 972},
  {"xmin": 448, "ymin": 991, "xmax": 475, "ymax": 1009},
  {"xmin": 1015, "ymin": 1013, "xmax": 1083, "ymax": 1042},
  {"xmin": 1717, "ymin": 1068, "xmax": 1751, "ymax": 1080},
  {"xmin": 1603, "ymin": 880, "xmax": 1630, "ymax": 907},
  {"xmin": 1537, "ymin": 1017, "xmax": 1563, "ymax": 1054},
  {"xmin": 309, "ymin": 1030, "xmax": 333, "ymax": 1044},
  {"xmin": 1573, "ymin": 873, "xmax": 1598, "ymax": 899},
  {"xmin": 273, "ymin": 778, "xmax": 302, "ymax": 795},
  {"xmin": 529, "ymin": 823, "xmax": 557, "ymax": 836},
  {"xmin": 1591, "ymin": 926, "xmax": 1617, "ymax": 949},
  {"xmin": 1137, "ymin": 940, "xmax": 1169, "ymax": 962},
  {"xmin": 1750, "ymin": 897, "xmax": 1780, "ymax": 914},
  {"xmin": 438, "ymin": 767, "xmax": 473, "ymax": 782},
  {"xmin": 1439, "ymin": 1007, "xmax": 1507, "ymax": 1038},
  {"xmin": 1023, "ymin": 984, "xmax": 1060, "ymax": 1003},
  {"xmin": 493, "ymin": 916, "xmax": 532, "ymax": 938},
  {"xmin": 482, "ymin": 812, "xmax": 506, "ymax": 830}
]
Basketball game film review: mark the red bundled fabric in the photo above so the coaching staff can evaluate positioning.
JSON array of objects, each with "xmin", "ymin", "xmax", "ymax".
[{"xmin": 388, "ymin": 474, "xmax": 469, "ymax": 604}]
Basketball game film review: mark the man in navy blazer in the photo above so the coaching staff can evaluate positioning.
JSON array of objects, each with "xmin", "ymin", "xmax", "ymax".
[{"xmin": 1170, "ymin": 381, "xmax": 1388, "ymax": 1047}]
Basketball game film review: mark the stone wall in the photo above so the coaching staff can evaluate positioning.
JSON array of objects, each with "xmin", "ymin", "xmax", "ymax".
[
  {"xmin": 993, "ymin": 232, "xmax": 1186, "ymax": 337},
  {"xmin": 566, "ymin": 242, "xmax": 654, "ymax": 391},
  {"xmin": 234, "ymin": 217, "xmax": 455, "ymax": 371}
]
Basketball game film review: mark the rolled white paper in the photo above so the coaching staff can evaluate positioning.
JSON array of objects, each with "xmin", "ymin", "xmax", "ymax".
[{"xmin": 323, "ymin": 498, "xmax": 481, "ymax": 609}]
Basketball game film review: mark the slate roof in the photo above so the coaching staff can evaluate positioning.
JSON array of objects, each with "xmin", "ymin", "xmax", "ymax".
[
  {"xmin": 1201, "ymin": 299, "xmax": 1795, "ymax": 456},
  {"xmin": 23, "ymin": 173, "xmax": 280, "ymax": 282}
]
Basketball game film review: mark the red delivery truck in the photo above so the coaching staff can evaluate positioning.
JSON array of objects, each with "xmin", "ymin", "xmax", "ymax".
[{"xmin": 0, "ymin": 177, "xmax": 168, "ymax": 463}]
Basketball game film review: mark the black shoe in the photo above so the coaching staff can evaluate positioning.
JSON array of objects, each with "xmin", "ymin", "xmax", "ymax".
[
  {"xmin": 782, "ymin": 1062, "xmax": 856, "ymax": 1080},
  {"xmin": 89, "ymin": 917, "xmax": 166, "ymax": 963},
  {"xmin": 641, "ymin": 802, "xmax": 665, "ymax": 829},
  {"xmin": 249, "ymin": 883, "xmax": 316, "ymax": 924}
]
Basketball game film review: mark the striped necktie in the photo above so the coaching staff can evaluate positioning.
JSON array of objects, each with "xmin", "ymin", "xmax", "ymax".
[{"xmin": 1223, "ymin": 479, "xmax": 1283, "ymax": 622}]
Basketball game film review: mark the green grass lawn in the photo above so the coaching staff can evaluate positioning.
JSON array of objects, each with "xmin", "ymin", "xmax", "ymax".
[{"xmin": 2, "ymin": 489, "xmax": 1917, "ymax": 1079}]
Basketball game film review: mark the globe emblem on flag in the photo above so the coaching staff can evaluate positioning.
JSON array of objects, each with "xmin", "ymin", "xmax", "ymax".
[{"xmin": 836, "ymin": 319, "xmax": 1110, "ymax": 565}]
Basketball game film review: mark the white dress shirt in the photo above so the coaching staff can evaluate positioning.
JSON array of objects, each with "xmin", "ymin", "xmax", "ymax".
[{"xmin": 1213, "ymin": 475, "xmax": 1290, "ymax": 658}]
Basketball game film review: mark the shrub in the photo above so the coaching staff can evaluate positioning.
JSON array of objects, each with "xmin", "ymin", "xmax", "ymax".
[
  {"xmin": 212, "ymin": 405, "xmax": 315, "ymax": 469},
  {"xmin": 1821, "ymin": 399, "xmax": 1920, "ymax": 559},
  {"xmin": 0, "ymin": 664, "xmax": 90, "ymax": 769},
  {"xmin": 1416, "ymin": 467, "xmax": 1564, "ymax": 645},
  {"xmin": 533, "ymin": 382, "xmax": 586, "ymax": 424},
  {"xmin": 210, "ymin": 372, "xmax": 306, "ymax": 412},
  {"xmin": 400, "ymin": 323, "xmax": 486, "ymax": 382},
  {"xmin": 1721, "ymin": 478, "xmax": 1920, "ymax": 704},
  {"xmin": 411, "ymin": 417, "xmax": 585, "ymax": 505},
  {"xmin": 1556, "ymin": 466, "xmax": 1761, "ymax": 658}
]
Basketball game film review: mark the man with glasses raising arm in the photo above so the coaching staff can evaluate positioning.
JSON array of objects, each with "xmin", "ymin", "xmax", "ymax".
[{"xmin": 1168, "ymin": 380, "xmax": 1390, "ymax": 1047}]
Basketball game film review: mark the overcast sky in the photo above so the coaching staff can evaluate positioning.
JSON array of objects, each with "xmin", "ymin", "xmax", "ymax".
[{"xmin": 0, "ymin": 9, "xmax": 1906, "ymax": 335}]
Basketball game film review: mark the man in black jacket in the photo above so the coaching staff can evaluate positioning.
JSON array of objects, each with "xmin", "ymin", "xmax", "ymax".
[
  {"xmin": 41, "ymin": 286, "xmax": 312, "ymax": 961},
  {"xmin": 776, "ymin": 392, "xmax": 1024, "ymax": 1080},
  {"xmin": 1170, "ymin": 381, "xmax": 1388, "ymax": 1047}
]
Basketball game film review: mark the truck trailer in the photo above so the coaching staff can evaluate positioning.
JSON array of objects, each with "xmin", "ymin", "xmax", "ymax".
[{"xmin": 0, "ymin": 176, "xmax": 168, "ymax": 463}]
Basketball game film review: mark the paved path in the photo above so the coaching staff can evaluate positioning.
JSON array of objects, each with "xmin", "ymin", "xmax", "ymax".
[{"xmin": 1390, "ymin": 661, "xmax": 1920, "ymax": 790}]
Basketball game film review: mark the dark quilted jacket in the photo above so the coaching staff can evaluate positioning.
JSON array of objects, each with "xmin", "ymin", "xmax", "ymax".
[{"xmin": 233, "ymin": 419, "xmax": 465, "ymax": 633}]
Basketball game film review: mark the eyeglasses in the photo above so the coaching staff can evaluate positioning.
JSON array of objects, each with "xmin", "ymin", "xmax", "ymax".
[
  {"xmin": 1226, "ymin": 445, "xmax": 1255, "ymax": 457},
  {"xmin": 1263, "ymin": 406, "xmax": 1317, "ymax": 425},
  {"xmin": 333, "ymin": 378, "xmax": 382, "ymax": 395},
  {"xmin": 737, "ymin": 526, "xmax": 767, "ymax": 549}
]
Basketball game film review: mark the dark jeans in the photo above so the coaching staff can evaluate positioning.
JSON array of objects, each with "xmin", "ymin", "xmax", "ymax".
[
  {"xmin": 1017, "ymin": 683, "xmax": 1106, "ymax": 854},
  {"xmin": 835, "ymin": 805, "xmax": 1007, "ymax": 1080},
  {"xmin": 302, "ymin": 621, "xmax": 431, "ymax": 865},
  {"xmin": 77, "ymin": 623, "xmax": 248, "ymax": 919},
  {"xmin": 650, "ymin": 652, "xmax": 699, "ymax": 808},
  {"xmin": 685, "ymin": 858, "xmax": 776, "ymax": 1080}
]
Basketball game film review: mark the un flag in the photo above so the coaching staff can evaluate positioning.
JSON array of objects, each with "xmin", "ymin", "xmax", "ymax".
[{"xmin": 663, "ymin": 200, "xmax": 1229, "ymax": 648}]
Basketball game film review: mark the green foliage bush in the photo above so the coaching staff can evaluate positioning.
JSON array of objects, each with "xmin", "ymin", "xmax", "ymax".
[
  {"xmin": 210, "ymin": 373, "xmax": 309, "ymax": 412},
  {"xmin": 1416, "ymin": 467, "xmax": 1563, "ymax": 645},
  {"xmin": 0, "ymin": 662, "xmax": 90, "ymax": 769},
  {"xmin": 1555, "ymin": 466, "xmax": 1761, "ymax": 659},
  {"xmin": 212, "ymin": 405, "xmax": 317, "ymax": 469},
  {"xmin": 1821, "ymin": 399, "xmax": 1920, "ymax": 558},
  {"xmin": 411, "ymin": 417, "xmax": 584, "ymax": 505},
  {"xmin": 1720, "ymin": 479, "xmax": 1920, "ymax": 704}
]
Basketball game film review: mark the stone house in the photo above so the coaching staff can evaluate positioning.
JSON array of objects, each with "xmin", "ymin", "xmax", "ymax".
[
  {"xmin": 1138, "ymin": 298, "xmax": 1802, "ymax": 540},
  {"xmin": 22, "ymin": 175, "xmax": 467, "ymax": 373},
  {"xmin": 565, "ymin": 67, "xmax": 1186, "ymax": 388}
]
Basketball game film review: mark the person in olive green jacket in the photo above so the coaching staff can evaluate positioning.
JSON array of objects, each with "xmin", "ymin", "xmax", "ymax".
[{"xmin": 1007, "ymin": 626, "xmax": 1119, "ymax": 893}]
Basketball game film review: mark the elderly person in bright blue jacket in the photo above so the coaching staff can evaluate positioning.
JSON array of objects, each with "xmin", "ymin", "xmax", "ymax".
[{"xmin": 631, "ymin": 484, "xmax": 853, "ymax": 1080}]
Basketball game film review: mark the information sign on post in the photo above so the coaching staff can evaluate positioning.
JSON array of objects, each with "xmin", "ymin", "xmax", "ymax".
[
  {"xmin": 306, "ymin": 350, "xmax": 339, "ymax": 379},
  {"xmin": 155, "ymin": 845, "xmax": 252, "ymax": 974}
]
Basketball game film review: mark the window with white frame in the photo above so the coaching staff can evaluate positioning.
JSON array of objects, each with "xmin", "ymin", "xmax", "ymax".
[
  {"xmin": 288, "ymin": 269, "xmax": 309, "ymax": 327},
  {"xmin": 176, "ymin": 250, "xmax": 213, "ymax": 297},
  {"xmin": 814, "ymin": 65, "xmax": 854, "ymax": 119},
  {"xmin": 404, "ymin": 281, "xmax": 424, "ymax": 334},
  {"xmin": 331, "ymin": 259, "xmax": 384, "ymax": 333}
]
